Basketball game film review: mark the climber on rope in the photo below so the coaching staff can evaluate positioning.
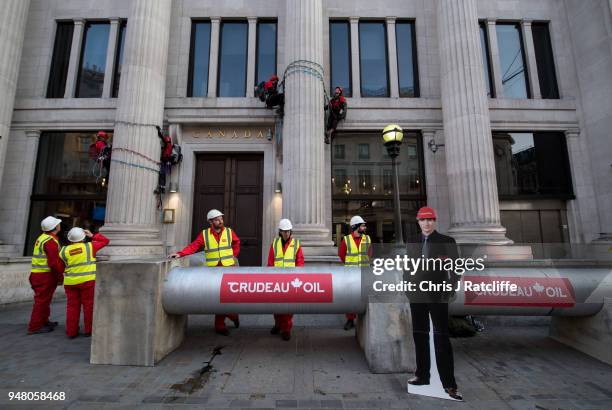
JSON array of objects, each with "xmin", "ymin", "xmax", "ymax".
[
  {"xmin": 89, "ymin": 131, "xmax": 112, "ymax": 176},
  {"xmin": 324, "ymin": 86, "xmax": 347, "ymax": 144},
  {"xmin": 255, "ymin": 74, "xmax": 284, "ymax": 117},
  {"xmin": 156, "ymin": 126, "xmax": 183, "ymax": 197}
]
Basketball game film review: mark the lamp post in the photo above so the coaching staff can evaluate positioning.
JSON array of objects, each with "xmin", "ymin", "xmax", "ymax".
[{"xmin": 382, "ymin": 124, "xmax": 404, "ymax": 245}]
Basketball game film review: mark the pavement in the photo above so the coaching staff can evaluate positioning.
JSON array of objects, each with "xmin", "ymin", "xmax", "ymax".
[{"xmin": 0, "ymin": 300, "xmax": 611, "ymax": 409}]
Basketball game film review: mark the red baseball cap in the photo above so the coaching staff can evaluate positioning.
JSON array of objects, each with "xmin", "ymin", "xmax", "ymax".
[
  {"xmin": 97, "ymin": 131, "xmax": 108, "ymax": 140},
  {"xmin": 416, "ymin": 206, "xmax": 437, "ymax": 220}
]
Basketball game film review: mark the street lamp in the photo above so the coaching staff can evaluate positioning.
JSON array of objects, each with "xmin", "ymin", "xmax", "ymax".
[{"xmin": 382, "ymin": 124, "xmax": 404, "ymax": 245}]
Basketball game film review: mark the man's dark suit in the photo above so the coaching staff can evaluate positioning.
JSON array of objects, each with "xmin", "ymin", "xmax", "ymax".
[{"xmin": 404, "ymin": 230, "xmax": 459, "ymax": 389}]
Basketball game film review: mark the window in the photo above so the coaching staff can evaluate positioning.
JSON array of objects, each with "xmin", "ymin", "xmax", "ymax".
[
  {"xmin": 492, "ymin": 132, "xmax": 573, "ymax": 198},
  {"xmin": 256, "ymin": 20, "xmax": 277, "ymax": 85},
  {"xmin": 358, "ymin": 143, "xmax": 370, "ymax": 159},
  {"xmin": 331, "ymin": 132, "xmax": 426, "ymax": 244},
  {"xmin": 359, "ymin": 21, "xmax": 389, "ymax": 97},
  {"xmin": 334, "ymin": 144, "xmax": 345, "ymax": 159},
  {"xmin": 47, "ymin": 22, "xmax": 74, "ymax": 98},
  {"xmin": 188, "ymin": 21, "xmax": 211, "ymax": 97},
  {"xmin": 76, "ymin": 22, "xmax": 110, "ymax": 98},
  {"xmin": 532, "ymin": 22, "xmax": 559, "ymax": 99},
  {"xmin": 496, "ymin": 23, "xmax": 530, "ymax": 98},
  {"xmin": 329, "ymin": 21, "xmax": 352, "ymax": 96},
  {"xmin": 217, "ymin": 21, "xmax": 248, "ymax": 97},
  {"xmin": 111, "ymin": 21, "xmax": 127, "ymax": 98},
  {"xmin": 395, "ymin": 21, "xmax": 419, "ymax": 97},
  {"xmin": 479, "ymin": 22, "xmax": 494, "ymax": 97},
  {"xmin": 25, "ymin": 132, "xmax": 111, "ymax": 255}
]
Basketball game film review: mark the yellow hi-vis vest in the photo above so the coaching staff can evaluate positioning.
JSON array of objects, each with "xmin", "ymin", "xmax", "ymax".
[
  {"xmin": 343, "ymin": 234, "xmax": 371, "ymax": 267},
  {"xmin": 273, "ymin": 237, "xmax": 301, "ymax": 268},
  {"xmin": 202, "ymin": 227, "xmax": 236, "ymax": 267},
  {"xmin": 60, "ymin": 242, "xmax": 96, "ymax": 285},
  {"xmin": 31, "ymin": 233, "xmax": 59, "ymax": 273}
]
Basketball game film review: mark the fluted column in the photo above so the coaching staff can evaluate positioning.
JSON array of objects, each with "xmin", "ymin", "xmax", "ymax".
[
  {"xmin": 437, "ymin": 0, "xmax": 510, "ymax": 244},
  {"xmin": 101, "ymin": 0, "xmax": 173, "ymax": 258},
  {"xmin": 0, "ymin": 0, "xmax": 30, "ymax": 193},
  {"xmin": 282, "ymin": 0, "xmax": 334, "ymax": 252}
]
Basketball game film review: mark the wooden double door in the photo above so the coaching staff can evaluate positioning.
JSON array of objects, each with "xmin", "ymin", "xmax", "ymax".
[{"xmin": 192, "ymin": 154, "xmax": 263, "ymax": 266}]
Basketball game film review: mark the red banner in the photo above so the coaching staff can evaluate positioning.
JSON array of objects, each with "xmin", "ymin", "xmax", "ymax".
[
  {"xmin": 463, "ymin": 276, "xmax": 575, "ymax": 307},
  {"xmin": 220, "ymin": 273, "xmax": 334, "ymax": 303}
]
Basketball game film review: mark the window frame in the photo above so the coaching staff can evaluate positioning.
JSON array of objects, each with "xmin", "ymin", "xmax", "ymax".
[
  {"xmin": 531, "ymin": 21, "xmax": 560, "ymax": 99},
  {"xmin": 75, "ymin": 20, "xmax": 111, "ymax": 98},
  {"xmin": 358, "ymin": 20, "xmax": 390, "ymax": 98},
  {"xmin": 187, "ymin": 19, "xmax": 212, "ymax": 98},
  {"xmin": 478, "ymin": 20, "xmax": 495, "ymax": 98},
  {"xmin": 254, "ymin": 18, "xmax": 278, "ymax": 87},
  {"xmin": 111, "ymin": 19, "xmax": 127, "ymax": 98},
  {"xmin": 216, "ymin": 19, "xmax": 249, "ymax": 97},
  {"xmin": 46, "ymin": 20, "xmax": 75, "ymax": 98},
  {"xmin": 329, "ymin": 19, "xmax": 353, "ymax": 97},
  {"xmin": 496, "ymin": 21, "xmax": 531, "ymax": 99},
  {"xmin": 395, "ymin": 19, "xmax": 420, "ymax": 98}
]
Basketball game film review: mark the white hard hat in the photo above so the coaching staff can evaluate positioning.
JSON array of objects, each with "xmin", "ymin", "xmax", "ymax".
[
  {"xmin": 41, "ymin": 216, "xmax": 62, "ymax": 232},
  {"xmin": 207, "ymin": 209, "xmax": 224, "ymax": 220},
  {"xmin": 350, "ymin": 215, "xmax": 366, "ymax": 226},
  {"xmin": 278, "ymin": 218, "xmax": 293, "ymax": 231},
  {"xmin": 67, "ymin": 227, "xmax": 86, "ymax": 243}
]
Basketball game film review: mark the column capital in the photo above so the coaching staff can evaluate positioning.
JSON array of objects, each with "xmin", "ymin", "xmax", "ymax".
[
  {"xmin": 349, "ymin": 16, "xmax": 359, "ymax": 24},
  {"xmin": 486, "ymin": 18, "xmax": 497, "ymax": 25},
  {"xmin": 247, "ymin": 16, "xmax": 258, "ymax": 23},
  {"xmin": 565, "ymin": 128, "xmax": 581, "ymax": 138},
  {"xmin": 385, "ymin": 16, "xmax": 397, "ymax": 24},
  {"xmin": 521, "ymin": 19, "xmax": 533, "ymax": 26},
  {"xmin": 211, "ymin": 17, "xmax": 221, "ymax": 24},
  {"xmin": 109, "ymin": 17, "xmax": 122, "ymax": 23},
  {"xmin": 73, "ymin": 18, "xmax": 86, "ymax": 26},
  {"xmin": 25, "ymin": 130, "xmax": 41, "ymax": 138}
]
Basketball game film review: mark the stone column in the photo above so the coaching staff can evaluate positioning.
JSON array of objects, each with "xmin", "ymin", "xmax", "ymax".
[
  {"xmin": 246, "ymin": 17, "xmax": 257, "ymax": 97},
  {"xmin": 521, "ymin": 20, "xmax": 541, "ymax": 99},
  {"xmin": 100, "ymin": 0, "xmax": 173, "ymax": 259},
  {"xmin": 282, "ymin": 0, "xmax": 334, "ymax": 254},
  {"xmin": 207, "ymin": 17, "xmax": 221, "ymax": 98},
  {"xmin": 386, "ymin": 17, "xmax": 399, "ymax": 98},
  {"xmin": 349, "ymin": 17, "xmax": 361, "ymax": 97},
  {"xmin": 102, "ymin": 18, "xmax": 121, "ymax": 99},
  {"xmin": 486, "ymin": 18, "xmax": 504, "ymax": 98},
  {"xmin": 0, "ymin": 0, "xmax": 30, "ymax": 193},
  {"xmin": 64, "ymin": 19, "xmax": 85, "ymax": 98},
  {"xmin": 437, "ymin": 0, "xmax": 510, "ymax": 244}
]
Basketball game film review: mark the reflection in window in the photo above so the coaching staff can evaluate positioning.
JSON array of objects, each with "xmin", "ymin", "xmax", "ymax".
[
  {"xmin": 493, "ymin": 132, "xmax": 573, "ymax": 197},
  {"xmin": 479, "ymin": 22, "xmax": 494, "ymax": 97},
  {"xmin": 331, "ymin": 133, "xmax": 425, "ymax": 244},
  {"xmin": 358, "ymin": 143, "xmax": 370, "ymax": 159},
  {"xmin": 188, "ymin": 21, "xmax": 211, "ymax": 97},
  {"xmin": 330, "ymin": 21, "xmax": 352, "ymax": 96},
  {"xmin": 112, "ymin": 21, "xmax": 127, "ymax": 98},
  {"xmin": 396, "ymin": 21, "xmax": 419, "ymax": 97},
  {"xmin": 334, "ymin": 144, "xmax": 345, "ymax": 159},
  {"xmin": 26, "ymin": 132, "xmax": 111, "ymax": 255},
  {"xmin": 532, "ymin": 23, "xmax": 559, "ymax": 99},
  {"xmin": 359, "ymin": 22, "xmax": 389, "ymax": 97},
  {"xmin": 218, "ymin": 21, "xmax": 248, "ymax": 97},
  {"xmin": 496, "ymin": 23, "xmax": 529, "ymax": 98},
  {"xmin": 256, "ymin": 21, "xmax": 277, "ymax": 85},
  {"xmin": 47, "ymin": 22, "xmax": 74, "ymax": 98},
  {"xmin": 76, "ymin": 23, "xmax": 110, "ymax": 98}
]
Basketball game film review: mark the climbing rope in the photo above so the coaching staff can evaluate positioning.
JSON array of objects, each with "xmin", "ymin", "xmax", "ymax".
[{"xmin": 281, "ymin": 59, "xmax": 331, "ymax": 105}]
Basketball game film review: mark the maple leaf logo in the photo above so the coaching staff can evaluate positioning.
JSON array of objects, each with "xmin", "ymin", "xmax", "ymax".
[
  {"xmin": 291, "ymin": 278, "xmax": 303, "ymax": 288},
  {"xmin": 532, "ymin": 282, "xmax": 545, "ymax": 293}
]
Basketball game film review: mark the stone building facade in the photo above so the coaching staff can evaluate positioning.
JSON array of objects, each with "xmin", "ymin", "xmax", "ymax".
[{"xmin": 0, "ymin": 0, "xmax": 611, "ymax": 270}]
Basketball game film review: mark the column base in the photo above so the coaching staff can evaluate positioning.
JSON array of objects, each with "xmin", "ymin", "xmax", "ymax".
[
  {"xmin": 448, "ymin": 224, "xmax": 513, "ymax": 245},
  {"xmin": 291, "ymin": 224, "xmax": 337, "ymax": 262},
  {"xmin": 98, "ymin": 223, "xmax": 165, "ymax": 260},
  {"xmin": 592, "ymin": 233, "xmax": 612, "ymax": 243},
  {"xmin": 549, "ymin": 297, "xmax": 612, "ymax": 366},
  {"xmin": 356, "ymin": 294, "xmax": 415, "ymax": 373}
]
